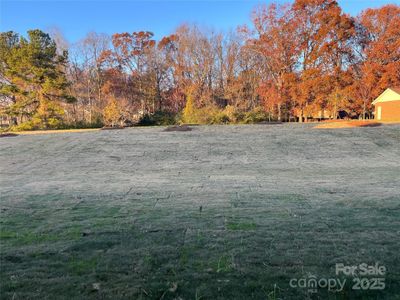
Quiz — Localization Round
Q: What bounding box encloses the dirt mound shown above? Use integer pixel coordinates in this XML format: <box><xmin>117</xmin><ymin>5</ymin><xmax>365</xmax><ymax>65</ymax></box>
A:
<box><xmin>101</xmin><ymin>126</ymin><xmax>124</xmax><ymax>130</ymax></box>
<box><xmin>163</xmin><ymin>125</ymin><xmax>192</xmax><ymax>132</ymax></box>
<box><xmin>314</xmin><ymin>120</ymin><xmax>382</xmax><ymax>129</ymax></box>
<box><xmin>0</xmin><ymin>133</ymin><xmax>18</xmax><ymax>138</ymax></box>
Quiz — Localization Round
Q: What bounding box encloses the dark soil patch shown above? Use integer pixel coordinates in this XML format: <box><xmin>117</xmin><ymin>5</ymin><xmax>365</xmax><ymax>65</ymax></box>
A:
<box><xmin>359</xmin><ymin>122</ymin><xmax>382</xmax><ymax>127</ymax></box>
<box><xmin>0</xmin><ymin>133</ymin><xmax>18</xmax><ymax>138</ymax></box>
<box><xmin>180</xmin><ymin>123</ymin><xmax>200</xmax><ymax>126</ymax></box>
<box><xmin>163</xmin><ymin>125</ymin><xmax>192</xmax><ymax>132</ymax></box>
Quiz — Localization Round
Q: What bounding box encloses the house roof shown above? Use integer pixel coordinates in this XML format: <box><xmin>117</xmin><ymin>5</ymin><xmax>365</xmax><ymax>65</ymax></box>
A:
<box><xmin>372</xmin><ymin>87</ymin><xmax>400</xmax><ymax>105</ymax></box>
<box><xmin>390</xmin><ymin>87</ymin><xmax>400</xmax><ymax>94</ymax></box>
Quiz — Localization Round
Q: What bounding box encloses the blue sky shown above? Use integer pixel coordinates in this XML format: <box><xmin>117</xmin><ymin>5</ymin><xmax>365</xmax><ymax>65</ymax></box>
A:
<box><xmin>1</xmin><ymin>0</ymin><xmax>398</xmax><ymax>43</ymax></box>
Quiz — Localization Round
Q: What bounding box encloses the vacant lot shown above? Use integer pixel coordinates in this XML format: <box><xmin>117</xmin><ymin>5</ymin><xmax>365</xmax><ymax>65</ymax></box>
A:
<box><xmin>1</xmin><ymin>124</ymin><xmax>399</xmax><ymax>299</ymax></box>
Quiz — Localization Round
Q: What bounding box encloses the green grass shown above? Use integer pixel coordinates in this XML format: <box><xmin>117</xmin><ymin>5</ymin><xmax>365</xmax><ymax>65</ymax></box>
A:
<box><xmin>68</xmin><ymin>257</ymin><xmax>98</xmax><ymax>275</ymax></box>
<box><xmin>226</xmin><ymin>221</ymin><xmax>257</xmax><ymax>231</ymax></box>
<box><xmin>2</xmin><ymin>191</ymin><xmax>397</xmax><ymax>299</ymax></box>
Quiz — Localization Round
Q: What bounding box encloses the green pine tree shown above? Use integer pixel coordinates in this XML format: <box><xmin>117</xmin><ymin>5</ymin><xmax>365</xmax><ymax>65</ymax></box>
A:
<box><xmin>0</xmin><ymin>29</ymin><xmax>75</xmax><ymax>130</ymax></box>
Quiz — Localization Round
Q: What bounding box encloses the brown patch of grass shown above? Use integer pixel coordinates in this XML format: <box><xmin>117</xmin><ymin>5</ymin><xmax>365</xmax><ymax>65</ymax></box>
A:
<box><xmin>314</xmin><ymin>120</ymin><xmax>382</xmax><ymax>129</ymax></box>
<box><xmin>16</xmin><ymin>128</ymin><xmax>100</xmax><ymax>135</ymax></box>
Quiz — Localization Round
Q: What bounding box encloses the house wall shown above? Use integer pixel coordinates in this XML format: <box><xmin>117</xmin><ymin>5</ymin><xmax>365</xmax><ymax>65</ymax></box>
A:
<box><xmin>374</xmin><ymin>100</ymin><xmax>400</xmax><ymax>121</ymax></box>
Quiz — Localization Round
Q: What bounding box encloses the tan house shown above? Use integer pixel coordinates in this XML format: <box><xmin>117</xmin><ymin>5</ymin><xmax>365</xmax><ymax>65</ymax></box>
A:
<box><xmin>372</xmin><ymin>88</ymin><xmax>400</xmax><ymax>122</ymax></box>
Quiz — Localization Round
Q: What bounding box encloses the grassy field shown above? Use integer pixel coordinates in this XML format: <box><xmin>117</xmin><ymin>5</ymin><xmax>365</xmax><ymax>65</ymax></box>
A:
<box><xmin>1</xmin><ymin>124</ymin><xmax>399</xmax><ymax>299</ymax></box>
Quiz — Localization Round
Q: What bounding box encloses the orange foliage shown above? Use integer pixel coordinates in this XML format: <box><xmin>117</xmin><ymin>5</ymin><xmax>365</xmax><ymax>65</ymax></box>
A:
<box><xmin>63</xmin><ymin>2</ymin><xmax>399</xmax><ymax>125</ymax></box>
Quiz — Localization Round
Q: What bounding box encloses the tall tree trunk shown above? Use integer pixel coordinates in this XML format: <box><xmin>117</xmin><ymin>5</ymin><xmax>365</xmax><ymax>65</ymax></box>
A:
<box><xmin>362</xmin><ymin>100</ymin><xmax>366</xmax><ymax>120</ymax></box>
<box><xmin>299</xmin><ymin>108</ymin><xmax>303</xmax><ymax>123</ymax></box>
<box><xmin>277</xmin><ymin>103</ymin><xmax>281</xmax><ymax>121</ymax></box>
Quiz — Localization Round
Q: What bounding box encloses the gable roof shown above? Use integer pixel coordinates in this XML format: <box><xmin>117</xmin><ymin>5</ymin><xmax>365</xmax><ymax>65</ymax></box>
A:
<box><xmin>390</xmin><ymin>87</ymin><xmax>400</xmax><ymax>94</ymax></box>
<box><xmin>372</xmin><ymin>88</ymin><xmax>400</xmax><ymax>105</ymax></box>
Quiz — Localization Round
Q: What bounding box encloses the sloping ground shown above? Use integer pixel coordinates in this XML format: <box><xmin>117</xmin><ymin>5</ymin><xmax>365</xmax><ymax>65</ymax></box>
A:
<box><xmin>1</xmin><ymin>124</ymin><xmax>399</xmax><ymax>299</ymax></box>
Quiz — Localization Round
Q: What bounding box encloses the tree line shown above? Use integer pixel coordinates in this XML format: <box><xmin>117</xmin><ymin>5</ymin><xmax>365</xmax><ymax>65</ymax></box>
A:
<box><xmin>0</xmin><ymin>0</ymin><xmax>399</xmax><ymax>130</ymax></box>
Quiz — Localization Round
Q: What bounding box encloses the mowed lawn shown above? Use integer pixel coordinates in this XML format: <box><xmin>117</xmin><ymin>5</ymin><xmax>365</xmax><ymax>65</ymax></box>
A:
<box><xmin>1</xmin><ymin>124</ymin><xmax>399</xmax><ymax>299</ymax></box>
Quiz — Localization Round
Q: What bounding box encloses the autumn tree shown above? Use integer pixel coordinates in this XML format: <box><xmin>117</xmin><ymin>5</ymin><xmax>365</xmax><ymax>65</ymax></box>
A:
<box><xmin>103</xmin><ymin>97</ymin><xmax>121</xmax><ymax>127</ymax></box>
<box><xmin>292</xmin><ymin>0</ymin><xmax>353</xmax><ymax>121</ymax></box>
<box><xmin>157</xmin><ymin>34</ymin><xmax>184</xmax><ymax>112</ymax></box>
<box><xmin>171</xmin><ymin>25</ymin><xmax>227</xmax><ymax>111</ymax></box>
<box><xmin>99</xmin><ymin>31</ymin><xmax>156</xmax><ymax>115</ymax></box>
<box><xmin>182</xmin><ymin>91</ymin><xmax>197</xmax><ymax>124</ymax></box>
<box><xmin>145</xmin><ymin>38</ymin><xmax>176</xmax><ymax>112</ymax></box>
<box><xmin>250</xmin><ymin>3</ymin><xmax>298</xmax><ymax>120</ymax></box>
<box><xmin>349</xmin><ymin>4</ymin><xmax>400</xmax><ymax>118</ymax></box>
